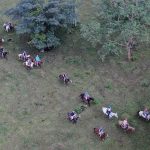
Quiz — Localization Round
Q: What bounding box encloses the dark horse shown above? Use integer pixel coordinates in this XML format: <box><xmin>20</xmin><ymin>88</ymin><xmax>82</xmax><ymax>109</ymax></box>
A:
<box><xmin>0</xmin><ymin>51</ymin><xmax>8</xmax><ymax>59</ymax></box>
<box><xmin>67</xmin><ymin>112</ymin><xmax>79</xmax><ymax>124</ymax></box>
<box><xmin>59</xmin><ymin>74</ymin><xmax>72</xmax><ymax>85</ymax></box>
<box><xmin>80</xmin><ymin>93</ymin><xmax>94</xmax><ymax>106</ymax></box>
<box><xmin>94</xmin><ymin>128</ymin><xmax>108</xmax><ymax>141</ymax></box>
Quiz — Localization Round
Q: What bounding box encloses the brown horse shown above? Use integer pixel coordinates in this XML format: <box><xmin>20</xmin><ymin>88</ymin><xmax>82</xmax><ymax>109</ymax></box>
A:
<box><xmin>94</xmin><ymin>128</ymin><xmax>108</xmax><ymax>141</ymax></box>
<box><xmin>118</xmin><ymin>120</ymin><xmax>135</xmax><ymax>133</ymax></box>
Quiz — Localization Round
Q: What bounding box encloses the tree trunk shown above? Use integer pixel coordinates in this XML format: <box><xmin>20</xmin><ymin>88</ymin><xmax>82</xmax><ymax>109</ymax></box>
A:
<box><xmin>126</xmin><ymin>37</ymin><xmax>134</xmax><ymax>61</ymax></box>
<box><xmin>127</xmin><ymin>47</ymin><xmax>132</xmax><ymax>61</ymax></box>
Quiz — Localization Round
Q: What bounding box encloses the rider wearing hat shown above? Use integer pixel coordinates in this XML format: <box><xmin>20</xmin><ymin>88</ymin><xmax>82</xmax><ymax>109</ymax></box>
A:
<box><xmin>106</xmin><ymin>106</ymin><xmax>112</xmax><ymax>117</ymax></box>
<box><xmin>143</xmin><ymin>108</ymin><xmax>149</xmax><ymax>119</ymax></box>
<box><xmin>84</xmin><ymin>91</ymin><xmax>90</xmax><ymax>100</ymax></box>
<box><xmin>121</xmin><ymin>118</ymin><xmax>129</xmax><ymax>130</ymax></box>
<box><xmin>99</xmin><ymin>128</ymin><xmax>105</xmax><ymax>137</ymax></box>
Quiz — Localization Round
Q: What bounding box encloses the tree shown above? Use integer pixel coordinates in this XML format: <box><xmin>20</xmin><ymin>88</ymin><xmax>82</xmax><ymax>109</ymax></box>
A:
<box><xmin>80</xmin><ymin>0</ymin><xmax>150</xmax><ymax>61</ymax></box>
<box><xmin>7</xmin><ymin>0</ymin><xmax>78</xmax><ymax>50</ymax></box>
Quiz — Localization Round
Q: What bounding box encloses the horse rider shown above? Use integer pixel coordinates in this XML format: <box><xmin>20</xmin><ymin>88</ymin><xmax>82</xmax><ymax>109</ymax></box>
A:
<box><xmin>121</xmin><ymin>118</ymin><xmax>129</xmax><ymax>130</ymax></box>
<box><xmin>84</xmin><ymin>91</ymin><xmax>90</xmax><ymax>100</ymax></box>
<box><xmin>0</xmin><ymin>46</ymin><xmax>4</xmax><ymax>57</ymax></box>
<box><xmin>26</xmin><ymin>58</ymin><xmax>32</xmax><ymax>67</ymax></box>
<box><xmin>106</xmin><ymin>106</ymin><xmax>112</xmax><ymax>117</ymax></box>
<box><xmin>70</xmin><ymin>111</ymin><xmax>77</xmax><ymax>120</ymax></box>
<box><xmin>98</xmin><ymin>128</ymin><xmax>105</xmax><ymax>137</ymax></box>
<box><xmin>0</xmin><ymin>46</ymin><xmax>4</xmax><ymax>53</ymax></box>
<box><xmin>143</xmin><ymin>108</ymin><xmax>149</xmax><ymax>119</ymax></box>
<box><xmin>22</xmin><ymin>51</ymin><xmax>27</xmax><ymax>60</ymax></box>
<box><xmin>62</xmin><ymin>73</ymin><xmax>68</xmax><ymax>80</ymax></box>
<box><xmin>35</xmin><ymin>55</ymin><xmax>41</xmax><ymax>66</ymax></box>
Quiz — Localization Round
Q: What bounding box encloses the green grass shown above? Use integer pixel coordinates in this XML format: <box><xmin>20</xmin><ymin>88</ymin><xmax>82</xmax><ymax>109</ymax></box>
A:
<box><xmin>0</xmin><ymin>0</ymin><xmax>150</xmax><ymax>150</ymax></box>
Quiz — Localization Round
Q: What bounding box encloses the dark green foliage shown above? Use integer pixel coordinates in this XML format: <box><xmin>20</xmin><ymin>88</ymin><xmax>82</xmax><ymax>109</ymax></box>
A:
<box><xmin>7</xmin><ymin>0</ymin><xmax>78</xmax><ymax>50</ymax></box>
<box><xmin>81</xmin><ymin>0</ymin><xmax>150</xmax><ymax>61</ymax></box>
<box><xmin>140</xmin><ymin>79</ymin><xmax>150</xmax><ymax>87</ymax></box>
<box><xmin>92</xmin><ymin>99</ymin><xmax>101</xmax><ymax>105</ymax></box>
<box><xmin>74</xmin><ymin>105</ymin><xmax>87</xmax><ymax>114</ymax></box>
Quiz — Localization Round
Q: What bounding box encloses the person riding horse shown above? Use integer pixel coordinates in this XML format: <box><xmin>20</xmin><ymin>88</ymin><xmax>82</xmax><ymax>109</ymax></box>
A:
<box><xmin>143</xmin><ymin>108</ymin><xmax>150</xmax><ymax>119</ymax></box>
<box><xmin>98</xmin><ymin>128</ymin><xmax>105</xmax><ymax>137</ymax></box>
<box><xmin>80</xmin><ymin>92</ymin><xmax>94</xmax><ymax>106</ymax></box>
<box><xmin>25</xmin><ymin>58</ymin><xmax>34</xmax><ymax>69</ymax></box>
<box><xmin>84</xmin><ymin>91</ymin><xmax>90</xmax><ymax>100</ymax></box>
<box><xmin>63</xmin><ymin>73</ymin><xmax>69</xmax><ymax>80</ymax></box>
<box><xmin>3</xmin><ymin>22</ymin><xmax>14</xmax><ymax>32</ymax></box>
<box><xmin>121</xmin><ymin>118</ymin><xmax>129</xmax><ymax>130</ymax></box>
<box><xmin>59</xmin><ymin>73</ymin><xmax>72</xmax><ymax>85</ymax></box>
<box><xmin>68</xmin><ymin>111</ymin><xmax>79</xmax><ymax>123</ymax></box>
<box><xmin>94</xmin><ymin>127</ymin><xmax>107</xmax><ymax>141</ymax></box>
<box><xmin>0</xmin><ymin>46</ymin><xmax>4</xmax><ymax>54</ymax></box>
<box><xmin>0</xmin><ymin>47</ymin><xmax>8</xmax><ymax>59</ymax></box>
<box><xmin>106</xmin><ymin>106</ymin><xmax>112</xmax><ymax>118</ymax></box>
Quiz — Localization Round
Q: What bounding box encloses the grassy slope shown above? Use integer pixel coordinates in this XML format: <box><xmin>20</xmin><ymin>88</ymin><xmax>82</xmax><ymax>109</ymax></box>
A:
<box><xmin>0</xmin><ymin>0</ymin><xmax>150</xmax><ymax>150</ymax></box>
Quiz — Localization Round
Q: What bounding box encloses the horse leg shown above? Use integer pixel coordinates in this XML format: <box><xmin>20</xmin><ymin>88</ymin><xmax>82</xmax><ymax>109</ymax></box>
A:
<box><xmin>88</xmin><ymin>100</ymin><xmax>90</xmax><ymax>106</ymax></box>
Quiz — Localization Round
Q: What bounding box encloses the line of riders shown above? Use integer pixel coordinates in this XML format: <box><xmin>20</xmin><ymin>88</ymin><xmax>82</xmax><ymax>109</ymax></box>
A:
<box><xmin>2</xmin><ymin>21</ymin><xmax>150</xmax><ymax>141</ymax></box>
<box><xmin>66</xmin><ymin>91</ymin><xmax>150</xmax><ymax>141</ymax></box>
<box><xmin>18</xmin><ymin>51</ymin><xmax>43</xmax><ymax>69</ymax></box>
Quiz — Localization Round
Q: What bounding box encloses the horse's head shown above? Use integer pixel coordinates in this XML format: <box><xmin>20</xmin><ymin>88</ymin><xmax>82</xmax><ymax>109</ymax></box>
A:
<box><xmin>114</xmin><ymin>113</ymin><xmax>118</xmax><ymax>118</ymax></box>
<box><xmin>0</xmin><ymin>38</ymin><xmax>4</xmax><ymax>43</ymax></box>
<box><xmin>3</xmin><ymin>23</ymin><xmax>7</xmax><ymax>27</ymax></box>
<box><xmin>89</xmin><ymin>97</ymin><xmax>94</xmax><ymax>101</ymax></box>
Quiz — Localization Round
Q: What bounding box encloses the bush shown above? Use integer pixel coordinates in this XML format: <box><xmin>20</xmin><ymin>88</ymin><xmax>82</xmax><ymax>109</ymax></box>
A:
<box><xmin>140</xmin><ymin>79</ymin><xmax>150</xmax><ymax>87</ymax></box>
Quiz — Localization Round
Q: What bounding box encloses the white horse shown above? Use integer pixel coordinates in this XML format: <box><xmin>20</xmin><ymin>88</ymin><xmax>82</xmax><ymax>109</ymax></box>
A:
<box><xmin>3</xmin><ymin>23</ymin><xmax>14</xmax><ymax>32</ymax></box>
<box><xmin>0</xmin><ymin>38</ymin><xmax>4</xmax><ymax>43</ymax></box>
<box><xmin>18</xmin><ymin>53</ymin><xmax>30</xmax><ymax>61</ymax></box>
<box><xmin>23</xmin><ymin>60</ymin><xmax>34</xmax><ymax>69</ymax></box>
<box><xmin>138</xmin><ymin>111</ymin><xmax>150</xmax><ymax>121</ymax></box>
<box><xmin>102</xmin><ymin>107</ymin><xmax>118</xmax><ymax>119</ymax></box>
<box><xmin>3</xmin><ymin>23</ymin><xmax>10</xmax><ymax>32</ymax></box>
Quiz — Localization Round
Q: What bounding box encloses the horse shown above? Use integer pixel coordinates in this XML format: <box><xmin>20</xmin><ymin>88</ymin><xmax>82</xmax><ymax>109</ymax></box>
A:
<box><xmin>118</xmin><ymin>120</ymin><xmax>135</xmax><ymax>133</ymax></box>
<box><xmin>94</xmin><ymin>128</ymin><xmax>108</xmax><ymax>141</ymax></box>
<box><xmin>138</xmin><ymin>111</ymin><xmax>150</xmax><ymax>121</ymax></box>
<box><xmin>80</xmin><ymin>93</ymin><xmax>94</xmax><ymax>106</ymax></box>
<box><xmin>3</xmin><ymin>22</ymin><xmax>15</xmax><ymax>32</ymax></box>
<box><xmin>0</xmin><ymin>51</ymin><xmax>8</xmax><ymax>59</ymax></box>
<box><xmin>0</xmin><ymin>38</ymin><xmax>4</xmax><ymax>44</ymax></box>
<box><xmin>23</xmin><ymin>59</ymin><xmax>34</xmax><ymax>70</ymax></box>
<box><xmin>102</xmin><ymin>107</ymin><xmax>118</xmax><ymax>119</ymax></box>
<box><xmin>67</xmin><ymin>112</ymin><xmax>80</xmax><ymax>123</ymax></box>
<box><xmin>59</xmin><ymin>74</ymin><xmax>72</xmax><ymax>85</ymax></box>
<box><xmin>18</xmin><ymin>53</ymin><xmax>30</xmax><ymax>61</ymax></box>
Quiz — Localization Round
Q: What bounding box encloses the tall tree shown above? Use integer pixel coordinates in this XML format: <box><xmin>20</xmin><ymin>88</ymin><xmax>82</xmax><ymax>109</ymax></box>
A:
<box><xmin>81</xmin><ymin>0</ymin><xmax>150</xmax><ymax>61</ymax></box>
<box><xmin>7</xmin><ymin>0</ymin><xmax>77</xmax><ymax>50</ymax></box>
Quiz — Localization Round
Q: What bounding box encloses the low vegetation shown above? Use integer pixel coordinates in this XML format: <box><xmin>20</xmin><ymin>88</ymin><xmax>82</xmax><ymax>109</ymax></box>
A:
<box><xmin>0</xmin><ymin>0</ymin><xmax>149</xmax><ymax>150</ymax></box>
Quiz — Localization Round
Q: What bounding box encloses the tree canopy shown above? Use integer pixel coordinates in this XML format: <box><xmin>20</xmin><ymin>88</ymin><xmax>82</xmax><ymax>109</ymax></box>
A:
<box><xmin>81</xmin><ymin>0</ymin><xmax>150</xmax><ymax>61</ymax></box>
<box><xmin>7</xmin><ymin>0</ymin><xmax>77</xmax><ymax>50</ymax></box>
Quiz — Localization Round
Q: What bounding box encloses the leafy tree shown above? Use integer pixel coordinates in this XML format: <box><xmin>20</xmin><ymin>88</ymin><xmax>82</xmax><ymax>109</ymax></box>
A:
<box><xmin>81</xmin><ymin>0</ymin><xmax>150</xmax><ymax>61</ymax></box>
<box><xmin>7</xmin><ymin>0</ymin><xmax>77</xmax><ymax>50</ymax></box>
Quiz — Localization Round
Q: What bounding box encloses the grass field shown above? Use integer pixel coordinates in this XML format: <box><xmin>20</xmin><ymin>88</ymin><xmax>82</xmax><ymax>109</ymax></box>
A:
<box><xmin>0</xmin><ymin>0</ymin><xmax>150</xmax><ymax>150</ymax></box>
